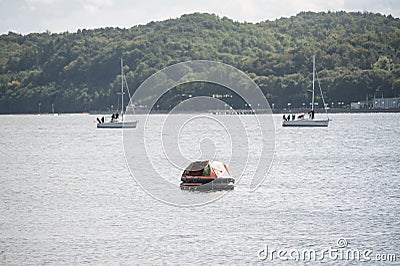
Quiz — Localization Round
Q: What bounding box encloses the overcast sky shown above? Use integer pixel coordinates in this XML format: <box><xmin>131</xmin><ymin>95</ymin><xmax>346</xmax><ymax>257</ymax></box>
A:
<box><xmin>1</xmin><ymin>0</ymin><xmax>399</xmax><ymax>34</ymax></box>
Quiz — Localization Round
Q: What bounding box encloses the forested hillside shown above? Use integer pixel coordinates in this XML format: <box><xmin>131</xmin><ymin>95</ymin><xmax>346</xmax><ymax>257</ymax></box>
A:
<box><xmin>1</xmin><ymin>11</ymin><xmax>399</xmax><ymax>113</ymax></box>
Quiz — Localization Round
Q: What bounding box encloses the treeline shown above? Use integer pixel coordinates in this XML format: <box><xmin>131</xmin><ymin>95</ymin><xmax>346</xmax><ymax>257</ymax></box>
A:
<box><xmin>1</xmin><ymin>11</ymin><xmax>400</xmax><ymax>113</ymax></box>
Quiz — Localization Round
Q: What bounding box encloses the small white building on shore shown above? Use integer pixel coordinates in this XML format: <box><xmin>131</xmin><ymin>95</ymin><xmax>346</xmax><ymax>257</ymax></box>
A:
<box><xmin>351</xmin><ymin>97</ymin><xmax>400</xmax><ymax>109</ymax></box>
<box><xmin>372</xmin><ymin>97</ymin><xmax>400</xmax><ymax>109</ymax></box>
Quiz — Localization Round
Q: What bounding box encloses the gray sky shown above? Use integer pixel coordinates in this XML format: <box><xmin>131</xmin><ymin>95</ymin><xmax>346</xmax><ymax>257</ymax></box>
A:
<box><xmin>1</xmin><ymin>0</ymin><xmax>399</xmax><ymax>34</ymax></box>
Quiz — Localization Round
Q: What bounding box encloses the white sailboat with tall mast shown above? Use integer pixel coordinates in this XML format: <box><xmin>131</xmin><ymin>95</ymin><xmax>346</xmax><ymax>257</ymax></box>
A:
<box><xmin>282</xmin><ymin>55</ymin><xmax>329</xmax><ymax>127</ymax></box>
<box><xmin>97</xmin><ymin>59</ymin><xmax>138</xmax><ymax>128</ymax></box>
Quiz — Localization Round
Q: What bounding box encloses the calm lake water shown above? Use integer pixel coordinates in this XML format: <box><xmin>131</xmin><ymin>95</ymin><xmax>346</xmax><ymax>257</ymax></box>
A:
<box><xmin>0</xmin><ymin>113</ymin><xmax>399</xmax><ymax>264</ymax></box>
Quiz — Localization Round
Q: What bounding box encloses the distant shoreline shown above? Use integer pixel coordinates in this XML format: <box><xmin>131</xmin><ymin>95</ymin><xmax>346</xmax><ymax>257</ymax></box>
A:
<box><xmin>1</xmin><ymin>108</ymin><xmax>400</xmax><ymax>115</ymax></box>
<box><xmin>272</xmin><ymin>108</ymin><xmax>400</xmax><ymax>114</ymax></box>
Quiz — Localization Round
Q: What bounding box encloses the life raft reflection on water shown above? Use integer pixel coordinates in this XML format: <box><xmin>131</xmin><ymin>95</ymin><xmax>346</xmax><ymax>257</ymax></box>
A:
<box><xmin>180</xmin><ymin>160</ymin><xmax>235</xmax><ymax>191</ymax></box>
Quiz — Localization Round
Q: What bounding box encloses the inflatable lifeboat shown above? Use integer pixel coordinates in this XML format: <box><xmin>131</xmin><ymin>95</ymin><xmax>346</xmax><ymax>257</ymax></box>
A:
<box><xmin>180</xmin><ymin>160</ymin><xmax>235</xmax><ymax>191</ymax></box>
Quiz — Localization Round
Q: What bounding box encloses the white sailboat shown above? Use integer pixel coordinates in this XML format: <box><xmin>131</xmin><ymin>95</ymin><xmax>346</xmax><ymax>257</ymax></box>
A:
<box><xmin>97</xmin><ymin>59</ymin><xmax>138</xmax><ymax>129</ymax></box>
<box><xmin>282</xmin><ymin>55</ymin><xmax>329</xmax><ymax>127</ymax></box>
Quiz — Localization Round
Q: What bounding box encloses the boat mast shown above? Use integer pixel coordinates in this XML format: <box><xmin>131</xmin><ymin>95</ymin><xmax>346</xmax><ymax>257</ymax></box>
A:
<box><xmin>120</xmin><ymin>58</ymin><xmax>124</xmax><ymax>118</ymax></box>
<box><xmin>312</xmin><ymin>55</ymin><xmax>315</xmax><ymax>113</ymax></box>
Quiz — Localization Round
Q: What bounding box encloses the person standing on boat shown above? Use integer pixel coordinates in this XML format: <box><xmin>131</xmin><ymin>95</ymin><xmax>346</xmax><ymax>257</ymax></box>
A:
<box><xmin>308</xmin><ymin>110</ymin><xmax>315</xmax><ymax>119</ymax></box>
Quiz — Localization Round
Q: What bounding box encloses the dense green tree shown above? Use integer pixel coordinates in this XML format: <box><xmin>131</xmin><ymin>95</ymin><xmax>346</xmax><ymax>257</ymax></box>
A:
<box><xmin>0</xmin><ymin>11</ymin><xmax>399</xmax><ymax>113</ymax></box>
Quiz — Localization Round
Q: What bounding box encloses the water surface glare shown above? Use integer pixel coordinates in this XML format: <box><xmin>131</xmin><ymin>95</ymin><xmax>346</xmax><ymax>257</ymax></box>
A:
<box><xmin>0</xmin><ymin>113</ymin><xmax>399</xmax><ymax>264</ymax></box>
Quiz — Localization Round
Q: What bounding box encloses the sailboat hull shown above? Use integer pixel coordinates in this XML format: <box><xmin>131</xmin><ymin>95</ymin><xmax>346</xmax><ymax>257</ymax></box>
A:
<box><xmin>97</xmin><ymin>121</ymin><xmax>138</xmax><ymax>128</ymax></box>
<box><xmin>282</xmin><ymin>119</ymin><xmax>329</xmax><ymax>127</ymax></box>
